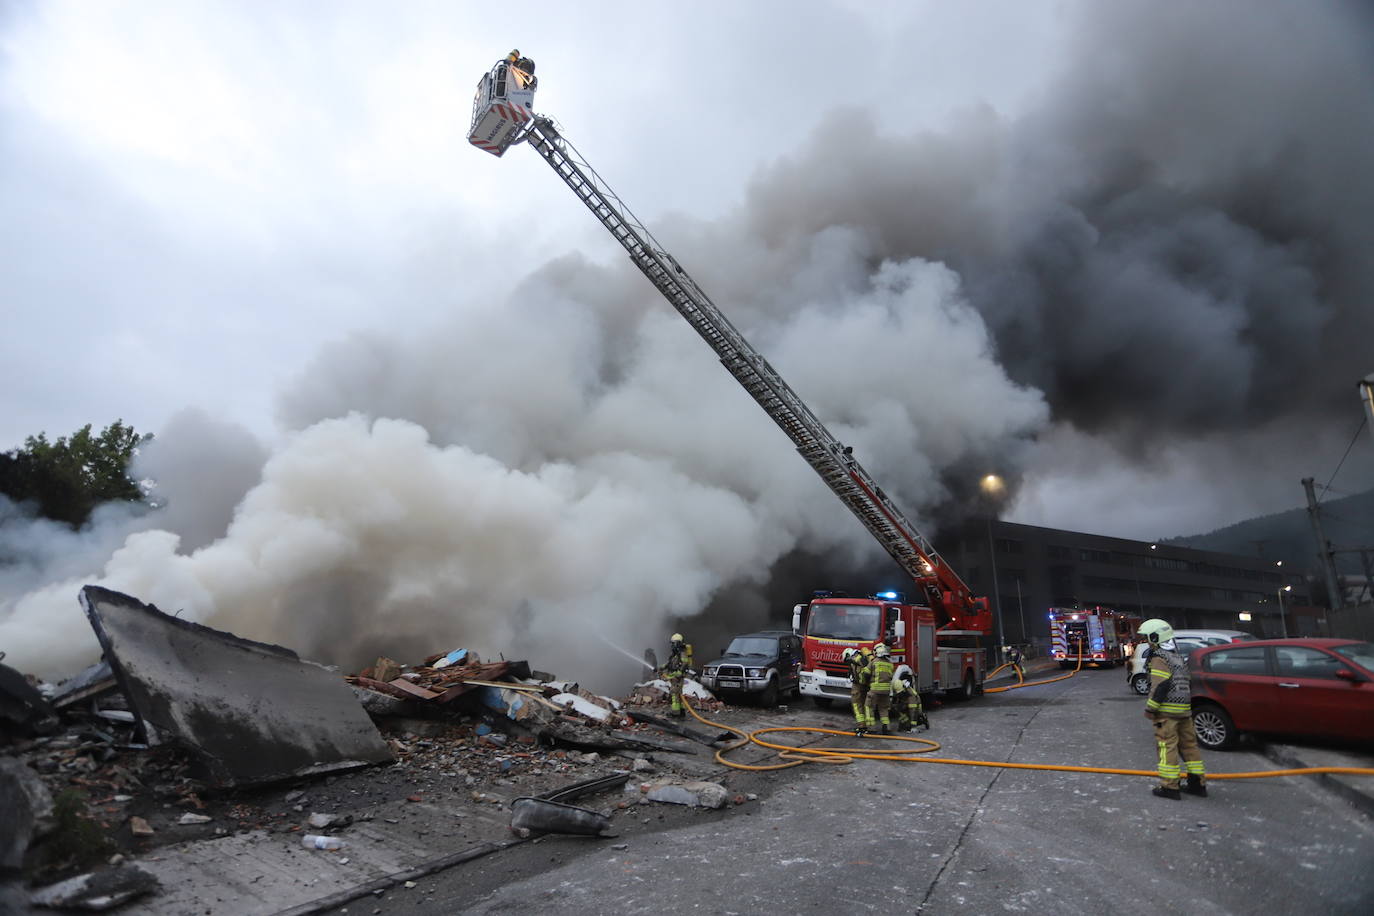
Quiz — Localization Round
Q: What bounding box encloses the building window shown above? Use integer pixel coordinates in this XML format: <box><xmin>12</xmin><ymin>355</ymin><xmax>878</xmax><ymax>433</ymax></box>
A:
<box><xmin>996</xmin><ymin>538</ymin><xmax>1023</xmax><ymax>555</ymax></box>
<box><xmin>1047</xmin><ymin>545</ymin><xmax>1071</xmax><ymax>560</ymax></box>
<box><xmin>1079</xmin><ymin>549</ymin><xmax>1110</xmax><ymax>564</ymax></box>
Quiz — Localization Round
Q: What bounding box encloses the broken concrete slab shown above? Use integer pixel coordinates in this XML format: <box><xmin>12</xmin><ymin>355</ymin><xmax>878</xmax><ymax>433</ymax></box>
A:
<box><xmin>639</xmin><ymin>779</ymin><xmax>729</xmax><ymax>809</ymax></box>
<box><xmin>79</xmin><ymin>586</ymin><xmax>393</xmax><ymax>788</ymax></box>
<box><xmin>0</xmin><ymin>659</ymin><xmax>58</xmax><ymax>737</ymax></box>
<box><xmin>29</xmin><ymin>865</ymin><xmax>159</xmax><ymax>911</ymax></box>
<box><xmin>0</xmin><ymin>757</ymin><xmax>55</xmax><ymax>871</ymax></box>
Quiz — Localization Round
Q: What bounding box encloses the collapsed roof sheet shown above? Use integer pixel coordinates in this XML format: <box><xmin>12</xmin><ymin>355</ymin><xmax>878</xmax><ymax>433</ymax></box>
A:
<box><xmin>79</xmin><ymin>586</ymin><xmax>393</xmax><ymax>787</ymax></box>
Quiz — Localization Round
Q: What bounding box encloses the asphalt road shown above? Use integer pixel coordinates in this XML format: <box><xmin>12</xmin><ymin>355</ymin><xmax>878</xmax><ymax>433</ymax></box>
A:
<box><xmin>332</xmin><ymin>667</ymin><xmax>1374</xmax><ymax>915</ymax></box>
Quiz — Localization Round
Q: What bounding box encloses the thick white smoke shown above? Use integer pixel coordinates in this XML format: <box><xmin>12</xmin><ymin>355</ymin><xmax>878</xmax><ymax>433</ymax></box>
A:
<box><xmin>2</xmin><ymin>250</ymin><xmax>1042</xmax><ymax>683</ymax></box>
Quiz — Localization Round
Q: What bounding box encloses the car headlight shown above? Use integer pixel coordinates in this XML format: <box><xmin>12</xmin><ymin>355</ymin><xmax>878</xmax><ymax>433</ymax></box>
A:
<box><xmin>747</xmin><ymin>668</ymin><xmax>764</xmax><ymax>678</ymax></box>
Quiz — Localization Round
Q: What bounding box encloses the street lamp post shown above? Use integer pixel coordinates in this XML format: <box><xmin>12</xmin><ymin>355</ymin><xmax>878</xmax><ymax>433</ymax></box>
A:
<box><xmin>980</xmin><ymin>474</ymin><xmax>1006</xmax><ymax>662</ymax></box>
<box><xmin>1277</xmin><ymin>584</ymin><xmax>1292</xmax><ymax>638</ymax></box>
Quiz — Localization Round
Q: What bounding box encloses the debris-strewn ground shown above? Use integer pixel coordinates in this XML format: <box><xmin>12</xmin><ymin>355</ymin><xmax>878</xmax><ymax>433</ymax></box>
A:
<box><xmin>2</xmin><ymin>620</ymin><xmax>743</xmax><ymax>914</ymax></box>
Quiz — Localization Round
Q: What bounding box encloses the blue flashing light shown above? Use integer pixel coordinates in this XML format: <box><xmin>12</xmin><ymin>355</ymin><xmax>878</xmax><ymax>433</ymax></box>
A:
<box><xmin>877</xmin><ymin>591</ymin><xmax>898</xmax><ymax>600</ymax></box>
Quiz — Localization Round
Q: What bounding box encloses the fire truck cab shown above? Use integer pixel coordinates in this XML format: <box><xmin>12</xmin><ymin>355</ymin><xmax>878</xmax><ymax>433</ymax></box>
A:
<box><xmin>795</xmin><ymin>591</ymin><xmax>985</xmax><ymax>704</ymax></box>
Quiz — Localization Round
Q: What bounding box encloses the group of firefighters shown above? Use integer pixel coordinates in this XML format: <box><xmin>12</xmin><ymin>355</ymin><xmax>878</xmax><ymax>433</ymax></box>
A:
<box><xmin>658</xmin><ymin>615</ymin><xmax>1205</xmax><ymax>800</ymax></box>
<box><xmin>842</xmin><ymin>643</ymin><xmax>930</xmax><ymax>737</ymax></box>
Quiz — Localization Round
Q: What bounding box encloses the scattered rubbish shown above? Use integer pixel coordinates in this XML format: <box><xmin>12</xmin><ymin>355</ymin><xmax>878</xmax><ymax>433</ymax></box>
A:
<box><xmin>79</xmin><ymin>586</ymin><xmax>394</xmax><ymax>787</ymax></box>
<box><xmin>49</xmin><ymin>661</ymin><xmax>117</xmax><ymax>711</ymax></box>
<box><xmin>431</xmin><ymin>648</ymin><xmax>471</xmax><ymax>669</ymax></box>
<box><xmin>301</xmin><ymin>834</ymin><xmax>346</xmax><ymax>851</ymax></box>
<box><xmin>611</xmin><ymin>843</ymin><xmax>629</xmax><ymax>850</ymax></box>
<box><xmin>403</xmin><ymin>880</ymin><xmax>417</xmax><ymax>889</ymax></box>
<box><xmin>177</xmin><ymin>812</ymin><xmax>212</xmax><ymax>825</ymax></box>
<box><xmin>632</xmin><ymin>758</ymin><xmax>654</xmax><ymax>773</ymax></box>
<box><xmin>307</xmin><ymin>812</ymin><xmax>351</xmax><ymax>829</ymax></box>
<box><xmin>29</xmin><ymin>865</ymin><xmax>159</xmax><ymax>911</ymax></box>
<box><xmin>509</xmin><ymin>796</ymin><xmax>614</xmax><ymax>837</ymax></box>
<box><xmin>129</xmin><ymin>816</ymin><xmax>154</xmax><ymax>837</ymax></box>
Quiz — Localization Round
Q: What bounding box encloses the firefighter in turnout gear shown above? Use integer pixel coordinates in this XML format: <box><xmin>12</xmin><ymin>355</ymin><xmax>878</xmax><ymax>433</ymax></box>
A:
<box><xmin>843</xmin><ymin>647</ymin><xmax>871</xmax><ymax>736</ymax></box>
<box><xmin>890</xmin><ymin>664</ymin><xmax>929</xmax><ymax>731</ymax></box>
<box><xmin>661</xmin><ymin>633</ymin><xmax>693</xmax><ymax>718</ymax></box>
<box><xmin>1139</xmin><ymin>619</ymin><xmax>1207</xmax><ymax>800</ymax></box>
<box><xmin>864</xmin><ymin>644</ymin><xmax>896</xmax><ymax>735</ymax></box>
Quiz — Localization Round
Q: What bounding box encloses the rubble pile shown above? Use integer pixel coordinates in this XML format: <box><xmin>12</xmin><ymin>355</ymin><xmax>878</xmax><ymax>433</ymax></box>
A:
<box><xmin>2</xmin><ymin>587</ymin><xmax>733</xmax><ymax>911</ymax></box>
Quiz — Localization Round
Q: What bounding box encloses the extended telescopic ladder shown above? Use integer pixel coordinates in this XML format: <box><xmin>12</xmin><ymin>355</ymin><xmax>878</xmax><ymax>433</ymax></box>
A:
<box><xmin>517</xmin><ymin>117</ymin><xmax>983</xmax><ymax>627</ymax></box>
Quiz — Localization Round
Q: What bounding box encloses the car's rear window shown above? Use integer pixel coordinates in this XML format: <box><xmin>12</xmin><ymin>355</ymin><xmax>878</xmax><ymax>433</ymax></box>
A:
<box><xmin>1332</xmin><ymin>642</ymin><xmax>1374</xmax><ymax>671</ymax></box>
<box><xmin>1203</xmin><ymin>646</ymin><xmax>1269</xmax><ymax>675</ymax></box>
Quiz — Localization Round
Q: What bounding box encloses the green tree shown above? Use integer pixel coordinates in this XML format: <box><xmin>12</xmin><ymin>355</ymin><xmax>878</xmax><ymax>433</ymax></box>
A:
<box><xmin>0</xmin><ymin>420</ymin><xmax>152</xmax><ymax>527</ymax></box>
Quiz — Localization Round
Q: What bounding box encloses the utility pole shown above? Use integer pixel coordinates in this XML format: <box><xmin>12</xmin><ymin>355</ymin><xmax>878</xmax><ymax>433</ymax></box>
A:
<box><xmin>1302</xmin><ymin>477</ymin><xmax>1344</xmax><ymax>611</ymax></box>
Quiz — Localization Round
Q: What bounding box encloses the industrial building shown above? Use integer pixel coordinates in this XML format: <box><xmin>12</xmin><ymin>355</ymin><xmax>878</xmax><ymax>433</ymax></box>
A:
<box><xmin>944</xmin><ymin>520</ymin><xmax>1319</xmax><ymax>650</ymax></box>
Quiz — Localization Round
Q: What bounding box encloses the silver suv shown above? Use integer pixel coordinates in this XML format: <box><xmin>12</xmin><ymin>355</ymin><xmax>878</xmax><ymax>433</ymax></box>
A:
<box><xmin>1127</xmin><ymin>629</ymin><xmax>1257</xmax><ymax>695</ymax></box>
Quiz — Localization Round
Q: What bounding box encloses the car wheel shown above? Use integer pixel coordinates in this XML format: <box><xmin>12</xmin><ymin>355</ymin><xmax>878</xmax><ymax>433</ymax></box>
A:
<box><xmin>813</xmin><ymin>696</ymin><xmax>833</xmax><ymax>708</ymax></box>
<box><xmin>759</xmin><ymin>679</ymin><xmax>779</xmax><ymax>707</ymax></box>
<box><xmin>1193</xmin><ymin>703</ymin><xmax>1237</xmax><ymax>750</ymax></box>
<box><xmin>1130</xmin><ymin>673</ymin><xmax>1149</xmax><ymax>696</ymax></box>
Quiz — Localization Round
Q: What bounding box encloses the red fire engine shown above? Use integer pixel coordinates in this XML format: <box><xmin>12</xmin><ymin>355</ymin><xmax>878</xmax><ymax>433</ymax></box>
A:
<box><xmin>1048</xmin><ymin>607</ymin><xmax>1141</xmax><ymax>668</ymax></box>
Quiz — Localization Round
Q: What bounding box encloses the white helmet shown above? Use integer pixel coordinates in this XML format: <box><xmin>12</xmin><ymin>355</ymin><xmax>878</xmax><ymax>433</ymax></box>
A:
<box><xmin>874</xmin><ymin>644</ymin><xmax>890</xmax><ymax>658</ymax></box>
<box><xmin>841</xmin><ymin>648</ymin><xmax>857</xmax><ymax>662</ymax></box>
<box><xmin>1138</xmin><ymin>619</ymin><xmax>1174</xmax><ymax>645</ymax></box>
<box><xmin>894</xmin><ymin>664</ymin><xmax>914</xmax><ymax>685</ymax></box>
<box><xmin>670</xmin><ymin>633</ymin><xmax>684</xmax><ymax>645</ymax></box>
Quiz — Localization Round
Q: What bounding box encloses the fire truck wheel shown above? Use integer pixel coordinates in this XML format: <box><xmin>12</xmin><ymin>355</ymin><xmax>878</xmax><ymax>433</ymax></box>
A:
<box><xmin>953</xmin><ymin>669</ymin><xmax>976</xmax><ymax>700</ymax></box>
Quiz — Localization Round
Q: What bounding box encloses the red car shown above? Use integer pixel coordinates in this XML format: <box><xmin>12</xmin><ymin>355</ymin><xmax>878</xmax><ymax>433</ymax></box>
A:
<box><xmin>1189</xmin><ymin>638</ymin><xmax>1374</xmax><ymax>750</ymax></box>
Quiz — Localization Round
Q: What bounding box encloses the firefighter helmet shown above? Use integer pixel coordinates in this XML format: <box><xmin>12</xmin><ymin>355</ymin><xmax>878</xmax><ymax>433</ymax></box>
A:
<box><xmin>670</xmin><ymin>633</ymin><xmax>684</xmax><ymax>645</ymax></box>
<box><xmin>1138</xmin><ymin>619</ymin><xmax>1174</xmax><ymax>645</ymax></box>
<box><xmin>894</xmin><ymin>664</ymin><xmax>914</xmax><ymax>685</ymax></box>
<box><xmin>874</xmin><ymin>644</ymin><xmax>890</xmax><ymax>658</ymax></box>
<box><xmin>841</xmin><ymin>648</ymin><xmax>857</xmax><ymax>662</ymax></box>
<box><xmin>507</xmin><ymin>48</ymin><xmax>520</xmax><ymax>62</ymax></box>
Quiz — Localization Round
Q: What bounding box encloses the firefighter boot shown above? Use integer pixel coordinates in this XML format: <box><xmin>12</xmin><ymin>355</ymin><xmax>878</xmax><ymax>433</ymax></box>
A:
<box><xmin>854</xmin><ymin>725</ymin><xmax>867</xmax><ymax>738</ymax></box>
<box><xmin>1184</xmin><ymin>775</ymin><xmax>1208</xmax><ymax>798</ymax></box>
<box><xmin>1152</xmin><ymin>786</ymin><xmax>1182</xmax><ymax>801</ymax></box>
<box><xmin>881</xmin><ymin>723</ymin><xmax>890</xmax><ymax>736</ymax></box>
<box><xmin>917</xmin><ymin>714</ymin><xmax>930</xmax><ymax>731</ymax></box>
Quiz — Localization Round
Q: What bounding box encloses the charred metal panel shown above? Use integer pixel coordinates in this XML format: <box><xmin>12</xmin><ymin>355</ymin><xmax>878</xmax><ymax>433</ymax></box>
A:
<box><xmin>79</xmin><ymin>586</ymin><xmax>393</xmax><ymax>787</ymax></box>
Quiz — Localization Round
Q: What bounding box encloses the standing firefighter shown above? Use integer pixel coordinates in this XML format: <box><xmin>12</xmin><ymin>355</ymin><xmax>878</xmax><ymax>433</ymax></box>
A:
<box><xmin>864</xmin><ymin>644</ymin><xmax>895</xmax><ymax>735</ymax></box>
<box><xmin>661</xmin><ymin>633</ymin><xmax>694</xmax><ymax>718</ymax></box>
<box><xmin>843</xmin><ymin>648</ymin><xmax>871</xmax><ymax>737</ymax></box>
<box><xmin>891</xmin><ymin>664</ymin><xmax>929</xmax><ymax>732</ymax></box>
<box><xmin>1139</xmin><ymin>619</ymin><xmax>1207</xmax><ymax>800</ymax></box>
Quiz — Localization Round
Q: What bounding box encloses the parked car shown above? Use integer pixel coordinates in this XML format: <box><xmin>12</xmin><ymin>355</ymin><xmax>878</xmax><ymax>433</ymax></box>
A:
<box><xmin>1189</xmin><ymin>638</ymin><xmax>1374</xmax><ymax>749</ymax></box>
<box><xmin>698</xmin><ymin>630</ymin><xmax>802</xmax><ymax>706</ymax></box>
<box><xmin>1127</xmin><ymin>629</ymin><xmax>1256</xmax><ymax>695</ymax></box>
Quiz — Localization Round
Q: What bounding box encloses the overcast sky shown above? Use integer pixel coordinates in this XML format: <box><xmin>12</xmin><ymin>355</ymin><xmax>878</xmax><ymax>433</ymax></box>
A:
<box><xmin>2</xmin><ymin>0</ymin><xmax>1372</xmax><ymax>680</ymax></box>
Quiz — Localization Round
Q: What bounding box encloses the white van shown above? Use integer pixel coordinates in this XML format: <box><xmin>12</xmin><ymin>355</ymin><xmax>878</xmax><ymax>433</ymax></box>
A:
<box><xmin>1126</xmin><ymin>629</ymin><xmax>1256</xmax><ymax>695</ymax></box>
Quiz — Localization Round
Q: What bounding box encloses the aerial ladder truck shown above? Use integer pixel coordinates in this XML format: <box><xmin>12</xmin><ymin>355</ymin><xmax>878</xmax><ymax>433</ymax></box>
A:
<box><xmin>467</xmin><ymin>56</ymin><xmax>993</xmax><ymax>702</ymax></box>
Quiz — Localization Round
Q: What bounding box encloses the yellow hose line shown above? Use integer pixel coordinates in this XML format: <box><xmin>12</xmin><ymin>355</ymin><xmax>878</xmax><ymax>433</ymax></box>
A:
<box><xmin>986</xmin><ymin>650</ymin><xmax>1082</xmax><ymax>693</ymax></box>
<box><xmin>681</xmin><ymin>679</ymin><xmax>1374</xmax><ymax>780</ymax></box>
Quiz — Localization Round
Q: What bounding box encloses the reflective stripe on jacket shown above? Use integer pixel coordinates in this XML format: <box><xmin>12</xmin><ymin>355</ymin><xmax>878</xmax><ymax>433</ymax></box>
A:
<box><xmin>1146</xmin><ymin>646</ymin><xmax>1192</xmax><ymax>716</ymax></box>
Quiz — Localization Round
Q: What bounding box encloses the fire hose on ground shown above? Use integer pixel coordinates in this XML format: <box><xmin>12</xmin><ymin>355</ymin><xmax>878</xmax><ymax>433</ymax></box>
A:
<box><xmin>678</xmin><ymin>644</ymin><xmax>1374</xmax><ymax>781</ymax></box>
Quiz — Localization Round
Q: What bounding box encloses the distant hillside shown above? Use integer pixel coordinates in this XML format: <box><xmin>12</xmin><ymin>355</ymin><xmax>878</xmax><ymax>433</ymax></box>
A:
<box><xmin>1164</xmin><ymin>487</ymin><xmax>1374</xmax><ymax>574</ymax></box>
